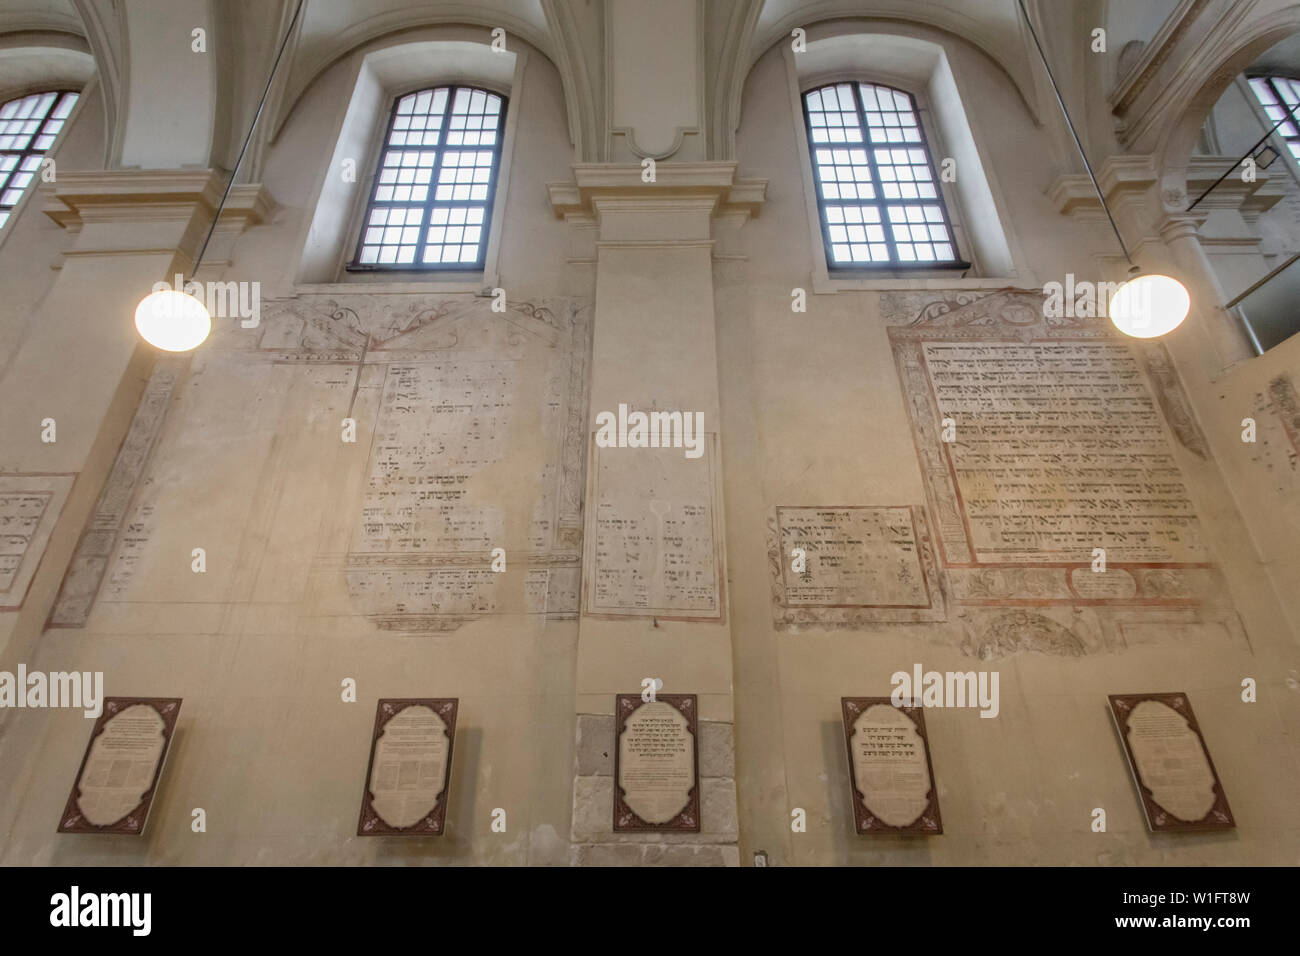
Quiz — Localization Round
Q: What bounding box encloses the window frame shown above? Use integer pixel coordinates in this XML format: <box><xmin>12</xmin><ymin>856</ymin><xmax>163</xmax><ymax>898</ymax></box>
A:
<box><xmin>346</xmin><ymin>84</ymin><xmax>509</xmax><ymax>274</ymax></box>
<box><xmin>0</xmin><ymin>88</ymin><xmax>80</xmax><ymax>233</ymax></box>
<box><xmin>800</xmin><ymin>80</ymin><xmax>970</xmax><ymax>273</ymax></box>
<box><xmin>1243</xmin><ymin>73</ymin><xmax>1300</xmax><ymax>184</ymax></box>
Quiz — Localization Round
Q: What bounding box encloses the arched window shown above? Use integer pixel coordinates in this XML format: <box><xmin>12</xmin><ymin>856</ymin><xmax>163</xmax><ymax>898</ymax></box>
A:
<box><xmin>1246</xmin><ymin>75</ymin><xmax>1300</xmax><ymax>163</ymax></box>
<box><xmin>351</xmin><ymin>85</ymin><xmax>506</xmax><ymax>270</ymax></box>
<box><xmin>802</xmin><ymin>82</ymin><xmax>963</xmax><ymax>268</ymax></box>
<box><xmin>0</xmin><ymin>90</ymin><xmax>78</xmax><ymax>230</ymax></box>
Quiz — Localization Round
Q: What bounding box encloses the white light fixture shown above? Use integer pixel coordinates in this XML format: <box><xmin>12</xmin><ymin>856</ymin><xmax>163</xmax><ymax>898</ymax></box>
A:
<box><xmin>1019</xmin><ymin>0</ymin><xmax>1191</xmax><ymax>340</ymax></box>
<box><xmin>1109</xmin><ymin>272</ymin><xmax>1191</xmax><ymax>338</ymax></box>
<box><xmin>134</xmin><ymin>288</ymin><xmax>212</xmax><ymax>352</ymax></box>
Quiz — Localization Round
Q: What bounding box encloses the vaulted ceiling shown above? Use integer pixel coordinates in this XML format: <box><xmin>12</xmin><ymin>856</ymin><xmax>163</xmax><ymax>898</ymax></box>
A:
<box><xmin>1</xmin><ymin>0</ymin><xmax>1298</xmax><ymax>194</ymax></box>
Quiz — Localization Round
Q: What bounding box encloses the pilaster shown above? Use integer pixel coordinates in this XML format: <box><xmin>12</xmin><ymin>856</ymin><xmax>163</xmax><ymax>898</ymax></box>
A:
<box><xmin>549</xmin><ymin>161</ymin><xmax>764</xmax><ymax>865</ymax></box>
<box><xmin>0</xmin><ymin>169</ymin><xmax>271</xmax><ymax>666</ymax></box>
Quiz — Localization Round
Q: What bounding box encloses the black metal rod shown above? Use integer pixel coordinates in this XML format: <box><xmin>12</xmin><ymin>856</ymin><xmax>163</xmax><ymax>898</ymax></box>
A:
<box><xmin>1017</xmin><ymin>0</ymin><xmax>1134</xmax><ymax>265</ymax></box>
<box><xmin>1224</xmin><ymin>250</ymin><xmax>1300</xmax><ymax>308</ymax></box>
<box><xmin>192</xmin><ymin>0</ymin><xmax>306</xmax><ymax>274</ymax></box>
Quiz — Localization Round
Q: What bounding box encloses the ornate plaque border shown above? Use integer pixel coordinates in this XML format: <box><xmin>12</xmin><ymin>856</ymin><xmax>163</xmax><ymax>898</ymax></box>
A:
<box><xmin>58</xmin><ymin>697</ymin><xmax>182</xmax><ymax>835</ymax></box>
<box><xmin>357</xmin><ymin>698</ymin><xmax>458</xmax><ymax>836</ymax></box>
<box><xmin>613</xmin><ymin>693</ymin><xmax>701</xmax><ymax>832</ymax></box>
<box><xmin>1108</xmin><ymin>692</ymin><xmax>1235</xmax><ymax>832</ymax></box>
<box><xmin>841</xmin><ymin>696</ymin><xmax>943</xmax><ymax>835</ymax></box>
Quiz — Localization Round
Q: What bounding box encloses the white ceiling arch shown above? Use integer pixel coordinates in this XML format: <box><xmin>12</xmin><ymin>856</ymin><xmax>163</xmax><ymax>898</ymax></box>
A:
<box><xmin>0</xmin><ymin>41</ymin><xmax>95</xmax><ymax>104</ymax></box>
<box><xmin>0</xmin><ymin>2</ymin><xmax>99</xmax><ymax>161</ymax></box>
<box><xmin>0</xmin><ymin>0</ymin><xmax>85</xmax><ymax>37</ymax></box>
<box><xmin>745</xmin><ymin>0</ymin><xmax>1042</xmax><ymax>121</ymax></box>
<box><xmin>270</xmin><ymin>0</ymin><xmax>556</xmax><ymax>142</ymax></box>
<box><xmin>62</xmin><ymin>0</ymin><xmax>224</xmax><ymax>171</ymax></box>
<box><xmin>1148</xmin><ymin>3</ymin><xmax>1300</xmax><ymax>207</ymax></box>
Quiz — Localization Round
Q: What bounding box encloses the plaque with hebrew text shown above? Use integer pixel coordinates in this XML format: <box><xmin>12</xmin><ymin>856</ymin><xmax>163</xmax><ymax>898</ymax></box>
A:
<box><xmin>59</xmin><ymin>698</ymin><xmax>181</xmax><ymax>835</ymax></box>
<box><xmin>613</xmin><ymin>694</ymin><xmax>700</xmax><ymax>831</ymax></box>
<box><xmin>1109</xmin><ymin>693</ymin><xmax>1234</xmax><ymax>832</ymax></box>
<box><xmin>358</xmin><ymin>698</ymin><xmax>458</xmax><ymax>836</ymax></box>
<box><xmin>842</xmin><ymin>697</ymin><xmax>942</xmax><ymax>834</ymax></box>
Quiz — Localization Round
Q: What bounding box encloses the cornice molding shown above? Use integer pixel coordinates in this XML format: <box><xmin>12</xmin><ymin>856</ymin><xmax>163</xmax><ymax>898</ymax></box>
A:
<box><xmin>1185</xmin><ymin>156</ymin><xmax>1287</xmax><ymax>212</ymax></box>
<box><xmin>1046</xmin><ymin>155</ymin><xmax>1160</xmax><ymax>216</ymax></box>
<box><xmin>1049</xmin><ymin>150</ymin><xmax>1290</xmax><ymax>218</ymax></box>
<box><xmin>547</xmin><ymin>162</ymin><xmax>767</xmax><ymax>222</ymax></box>
<box><xmin>42</xmin><ymin>170</ymin><xmax>274</xmax><ymax>231</ymax></box>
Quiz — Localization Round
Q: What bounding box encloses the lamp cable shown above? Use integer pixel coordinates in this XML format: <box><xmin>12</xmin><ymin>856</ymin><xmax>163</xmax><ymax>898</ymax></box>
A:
<box><xmin>191</xmin><ymin>0</ymin><xmax>306</xmax><ymax>274</ymax></box>
<box><xmin>1016</xmin><ymin>0</ymin><xmax>1134</xmax><ymax>267</ymax></box>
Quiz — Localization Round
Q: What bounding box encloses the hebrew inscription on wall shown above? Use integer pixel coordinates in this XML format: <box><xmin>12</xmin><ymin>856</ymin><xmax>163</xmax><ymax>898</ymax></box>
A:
<box><xmin>333</xmin><ymin>298</ymin><xmax>588</xmax><ymax>630</ymax></box>
<box><xmin>921</xmin><ymin>340</ymin><xmax>1207</xmax><ymax>563</ymax></box>
<box><xmin>1138</xmin><ymin>342</ymin><xmax>1209</xmax><ymax>460</ymax></box>
<box><xmin>0</xmin><ymin>474</ymin><xmax>74</xmax><ymax>610</ymax></box>
<box><xmin>50</xmin><ymin>358</ymin><xmax>182</xmax><ymax>626</ymax></box>
<box><xmin>585</xmin><ymin>437</ymin><xmax>722</xmax><ymax>620</ymax></box>
<box><xmin>1249</xmin><ymin>373</ymin><xmax>1300</xmax><ymax>533</ymax></box>
<box><xmin>766</xmin><ymin>505</ymin><xmax>944</xmax><ymax>628</ymax></box>
<box><xmin>359</xmin><ymin>360</ymin><xmax>513</xmax><ymax>555</ymax></box>
<box><xmin>886</xmin><ymin>290</ymin><xmax>1243</xmax><ymax>656</ymax></box>
<box><xmin>58</xmin><ymin>295</ymin><xmax>589</xmax><ymax>633</ymax></box>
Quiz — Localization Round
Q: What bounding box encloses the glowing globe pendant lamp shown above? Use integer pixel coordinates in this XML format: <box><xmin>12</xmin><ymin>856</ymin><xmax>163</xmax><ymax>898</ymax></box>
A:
<box><xmin>132</xmin><ymin>0</ymin><xmax>306</xmax><ymax>352</ymax></box>
<box><xmin>134</xmin><ymin>287</ymin><xmax>211</xmax><ymax>351</ymax></box>
<box><xmin>1018</xmin><ymin>0</ymin><xmax>1190</xmax><ymax>338</ymax></box>
<box><xmin>1108</xmin><ymin>270</ymin><xmax>1192</xmax><ymax>338</ymax></box>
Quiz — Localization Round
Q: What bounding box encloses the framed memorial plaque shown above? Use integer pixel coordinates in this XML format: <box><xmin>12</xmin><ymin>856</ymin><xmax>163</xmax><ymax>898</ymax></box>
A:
<box><xmin>58</xmin><ymin>697</ymin><xmax>181</xmax><ymax>835</ymax></box>
<box><xmin>1109</xmin><ymin>693</ymin><xmax>1234</xmax><ymax>832</ymax></box>
<box><xmin>357</xmin><ymin>698</ymin><xmax>457</xmax><ymax>836</ymax></box>
<box><xmin>613</xmin><ymin>694</ymin><xmax>700</xmax><ymax>832</ymax></box>
<box><xmin>841</xmin><ymin>697</ymin><xmax>942</xmax><ymax>835</ymax></box>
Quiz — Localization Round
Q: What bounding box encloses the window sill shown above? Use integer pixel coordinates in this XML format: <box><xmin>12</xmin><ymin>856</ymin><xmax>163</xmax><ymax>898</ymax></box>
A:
<box><xmin>309</xmin><ymin>270</ymin><xmax>499</xmax><ymax>295</ymax></box>
<box><xmin>813</xmin><ymin>273</ymin><xmax>1031</xmax><ymax>293</ymax></box>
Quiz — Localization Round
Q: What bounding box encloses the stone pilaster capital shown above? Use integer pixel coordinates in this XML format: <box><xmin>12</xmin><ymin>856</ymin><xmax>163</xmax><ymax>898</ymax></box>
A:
<box><xmin>41</xmin><ymin>169</ymin><xmax>274</xmax><ymax>266</ymax></box>
<box><xmin>547</xmin><ymin>162</ymin><xmax>766</xmax><ymax>242</ymax></box>
<box><xmin>1157</xmin><ymin>211</ymin><xmax>1208</xmax><ymax>244</ymax></box>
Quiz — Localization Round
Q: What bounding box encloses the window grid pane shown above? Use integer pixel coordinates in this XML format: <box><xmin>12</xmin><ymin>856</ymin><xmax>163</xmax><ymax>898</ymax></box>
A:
<box><xmin>804</xmin><ymin>82</ymin><xmax>959</xmax><ymax>268</ymax></box>
<box><xmin>353</xmin><ymin>85</ymin><xmax>506</xmax><ymax>270</ymax></box>
<box><xmin>0</xmin><ymin>91</ymin><xmax>78</xmax><ymax>229</ymax></box>
<box><xmin>1248</xmin><ymin>76</ymin><xmax>1300</xmax><ymax>148</ymax></box>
